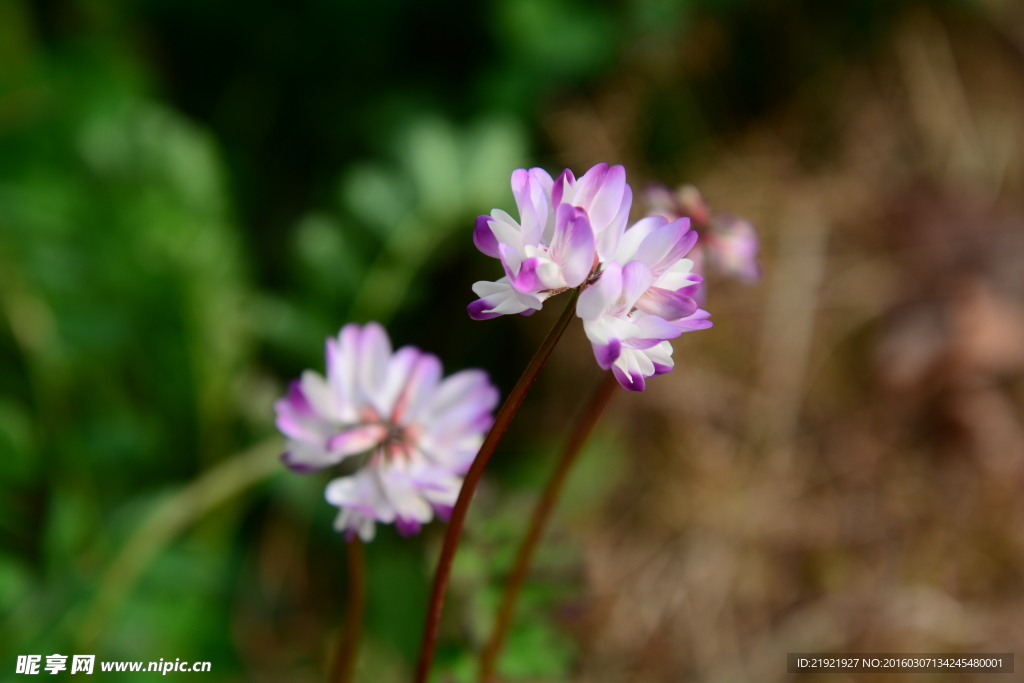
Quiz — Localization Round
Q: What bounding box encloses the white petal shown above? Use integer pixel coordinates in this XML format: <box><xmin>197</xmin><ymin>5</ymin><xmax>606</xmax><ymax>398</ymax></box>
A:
<box><xmin>300</xmin><ymin>371</ymin><xmax>338</xmax><ymax>420</ymax></box>
<box><xmin>282</xmin><ymin>439</ymin><xmax>342</xmax><ymax>471</ymax></box>
<box><xmin>328</xmin><ymin>324</ymin><xmax>363</xmax><ymax>420</ymax></box>
<box><xmin>576</xmin><ymin>262</ymin><xmax>622</xmax><ymax>321</ymax></box>
<box><xmin>358</xmin><ymin>322</ymin><xmax>392</xmax><ymax>408</ymax></box>
<box><xmin>392</xmin><ymin>353</ymin><xmax>443</xmax><ymax>424</ymax></box>
<box><xmin>488</xmin><ymin>209</ymin><xmax>525</xmax><ymax>251</ymax></box>
<box><xmin>374</xmin><ymin>346</ymin><xmax>421</xmax><ymax>418</ymax></box>
<box><xmin>613</xmin><ymin>216</ymin><xmax>667</xmax><ymax>263</ymax></box>
<box><xmin>654</xmin><ymin>258</ymin><xmax>696</xmax><ymax>290</ymax></box>
<box><xmin>428</xmin><ymin>369</ymin><xmax>495</xmax><ymax>418</ymax></box>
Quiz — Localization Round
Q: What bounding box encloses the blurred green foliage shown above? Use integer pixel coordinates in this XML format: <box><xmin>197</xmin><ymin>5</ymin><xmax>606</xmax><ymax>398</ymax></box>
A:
<box><xmin>0</xmin><ymin>0</ymin><xmax>950</xmax><ymax>679</ymax></box>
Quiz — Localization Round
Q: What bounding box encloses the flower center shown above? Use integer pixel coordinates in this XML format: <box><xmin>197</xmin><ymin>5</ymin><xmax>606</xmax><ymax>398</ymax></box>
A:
<box><xmin>384</xmin><ymin>423</ymin><xmax>408</xmax><ymax>447</ymax></box>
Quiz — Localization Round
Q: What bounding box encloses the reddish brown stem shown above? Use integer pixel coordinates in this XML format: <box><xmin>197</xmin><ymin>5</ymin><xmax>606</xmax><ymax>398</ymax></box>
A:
<box><xmin>330</xmin><ymin>538</ymin><xmax>365</xmax><ymax>683</ymax></box>
<box><xmin>412</xmin><ymin>291</ymin><xmax>580</xmax><ymax>683</ymax></box>
<box><xmin>478</xmin><ymin>371</ymin><xmax>619</xmax><ymax>683</ymax></box>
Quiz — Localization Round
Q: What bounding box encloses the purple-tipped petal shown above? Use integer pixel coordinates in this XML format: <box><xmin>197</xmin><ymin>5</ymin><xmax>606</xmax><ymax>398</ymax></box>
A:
<box><xmin>473</xmin><ymin>215</ymin><xmax>501</xmax><ymax>258</ymax></box>
<box><xmin>571</xmin><ymin>163</ymin><xmax>609</xmax><ymax>211</ymax></box>
<box><xmin>281</xmin><ymin>440</ymin><xmax>345</xmax><ymax>472</ymax></box>
<box><xmin>395</xmin><ymin>517</ymin><xmax>422</xmax><ymax>536</ymax></box>
<box><xmin>552</xmin><ymin>168</ymin><xmax>576</xmax><ymax>207</ymax></box>
<box><xmin>275</xmin><ymin>414</ymin><xmax>315</xmax><ymax>443</ymax></box>
<box><xmin>652</xmin><ymin>363</ymin><xmax>673</xmax><ymax>376</ymax></box>
<box><xmin>673</xmin><ymin>274</ymin><xmax>703</xmax><ymax>298</ymax></box>
<box><xmin>469</xmin><ymin>279</ymin><xmax>543</xmax><ymax>319</ymax></box>
<box><xmin>585</xmin><ymin>164</ymin><xmax>627</xmax><ymax>230</ymax></box>
<box><xmin>287</xmin><ymin>377</ymin><xmax>315</xmax><ymax>410</ymax></box>
<box><xmin>550</xmin><ymin>204</ymin><xmax>596</xmax><ymax>287</ymax></box>
<box><xmin>280</xmin><ymin>451</ymin><xmax>318</xmax><ymax>473</ymax></box>
<box><xmin>433</xmin><ymin>504</ymin><xmax>453</xmax><ymax>522</ymax></box>
<box><xmin>636</xmin><ymin>218</ymin><xmax>696</xmax><ymax>276</ymax></box>
<box><xmin>275</xmin><ymin>380</ymin><xmax>336</xmax><ymax>442</ymax></box>
<box><xmin>635</xmin><ymin>287</ymin><xmax>698</xmax><ymax>321</ymax></box>
<box><xmin>276</xmin><ymin>380</ymin><xmax>313</xmax><ymax>417</ymax></box>
<box><xmin>498</xmin><ymin>242</ymin><xmax>524</xmax><ymax>282</ymax></box>
<box><xmin>467</xmin><ymin>299</ymin><xmax>502</xmax><ymax>320</ymax></box>
<box><xmin>510</xmin><ymin>257</ymin><xmax>543</xmax><ymax>293</ymax></box>
<box><xmin>674</xmin><ymin>312</ymin><xmax>714</xmax><ymax>332</ymax></box>
<box><xmin>612</xmin><ymin>365</ymin><xmax>646</xmax><ymax>392</ymax></box>
<box><xmin>593</xmin><ymin>338</ymin><xmax>622</xmax><ymax>369</ymax></box>
<box><xmin>631</xmin><ymin>314</ymin><xmax>684</xmax><ymax>344</ymax></box>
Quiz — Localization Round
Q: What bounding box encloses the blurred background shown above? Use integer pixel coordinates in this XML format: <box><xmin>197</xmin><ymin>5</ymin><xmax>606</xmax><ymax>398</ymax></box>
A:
<box><xmin>2</xmin><ymin>0</ymin><xmax>1024</xmax><ymax>680</ymax></box>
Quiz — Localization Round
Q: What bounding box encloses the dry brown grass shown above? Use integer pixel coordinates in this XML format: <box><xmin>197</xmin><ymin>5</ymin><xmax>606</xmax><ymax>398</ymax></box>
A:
<box><xmin>532</xmin><ymin>7</ymin><xmax>1024</xmax><ymax>682</ymax></box>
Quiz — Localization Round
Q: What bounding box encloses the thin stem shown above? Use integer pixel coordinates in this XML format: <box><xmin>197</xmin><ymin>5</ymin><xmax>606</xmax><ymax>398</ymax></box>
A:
<box><xmin>478</xmin><ymin>371</ymin><xmax>619</xmax><ymax>683</ymax></box>
<box><xmin>78</xmin><ymin>438</ymin><xmax>281</xmax><ymax>649</ymax></box>
<box><xmin>331</xmin><ymin>539</ymin><xmax>365</xmax><ymax>683</ymax></box>
<box><xmin>413</xmin><ymin>291</ymin><xmax>580</xmax><ymax>683</ymax></box>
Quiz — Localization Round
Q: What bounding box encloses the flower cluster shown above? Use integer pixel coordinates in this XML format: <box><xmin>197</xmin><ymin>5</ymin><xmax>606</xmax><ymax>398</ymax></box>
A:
<box><xmin>469</xmin><ymin>164</ymin><xmax>712</xmax><ymax>391</ymax></box>
<box><xmin>275</xmin><ymin>323</ymin><xmax>498</xmax><ymax>541</ymax></box>
<box><xmin>644</xmin><ymin>182</ymin><xmax>761</xmax><ymax>303</ymax></box>
<box><xmin>274</xmin><ymin>166</ymin><xmax>753</xmax><ymax>541</ymax></box>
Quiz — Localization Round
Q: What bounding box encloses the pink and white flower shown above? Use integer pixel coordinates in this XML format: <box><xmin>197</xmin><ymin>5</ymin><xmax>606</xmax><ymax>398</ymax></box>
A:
<box><xmin>469</xmin><ymin>203</ymin><xmax>595</xmax><ymax>319</ymax></box>
<box><xmin>469</xmin><ymin>169</ymin><xmax>593</xmax><ymax>314</ymax></box>
<box><xmin>275</xmin><ymin>323</ymin><xmax>499</xmax><ymax>541</ymax></box>
<box><xmin>702</xmin><ymin>215</ymin><xmax>761</xmax><ymax>284</ymax></box>
<box><xmin>468</xmin><ymin>163</ymin><xmax>631</xmax><ymax>319</ymax></box>
<box><xmin>468</xmin><ymin>164</ymin><xmax>715</xmax><ymax>391</ymax></box>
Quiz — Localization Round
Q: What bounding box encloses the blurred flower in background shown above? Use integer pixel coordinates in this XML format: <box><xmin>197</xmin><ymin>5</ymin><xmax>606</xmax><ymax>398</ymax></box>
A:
<box><xmin>276</xmin><ymin>322</ymin><xmax>498</xmax><ymax>541</ymax></box>
<box><xmin>644</xmin><ymin>182</ymin><xmax>761</xmax><ymax>303</ymax></box>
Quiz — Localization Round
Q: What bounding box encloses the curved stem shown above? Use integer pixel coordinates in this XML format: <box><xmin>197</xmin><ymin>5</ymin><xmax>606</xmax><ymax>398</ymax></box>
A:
<box><xmin>331</xmin><ymin>538</ymin><xmax>365</xmax><ymax>683</ymax></box>
<box><xmin>478</xmin><ymin>371</ymin><xmax>619</xmax><ymax>683</ymax></box>
<box><xmin>77</xmin><ymin>438</ymin><xmax>282</xmax><ymax>649</ymax></box>
<box><xmin>413</xmin><ymin>291</ymin><xmax>580</xmax><ymax>683</ymax></box>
